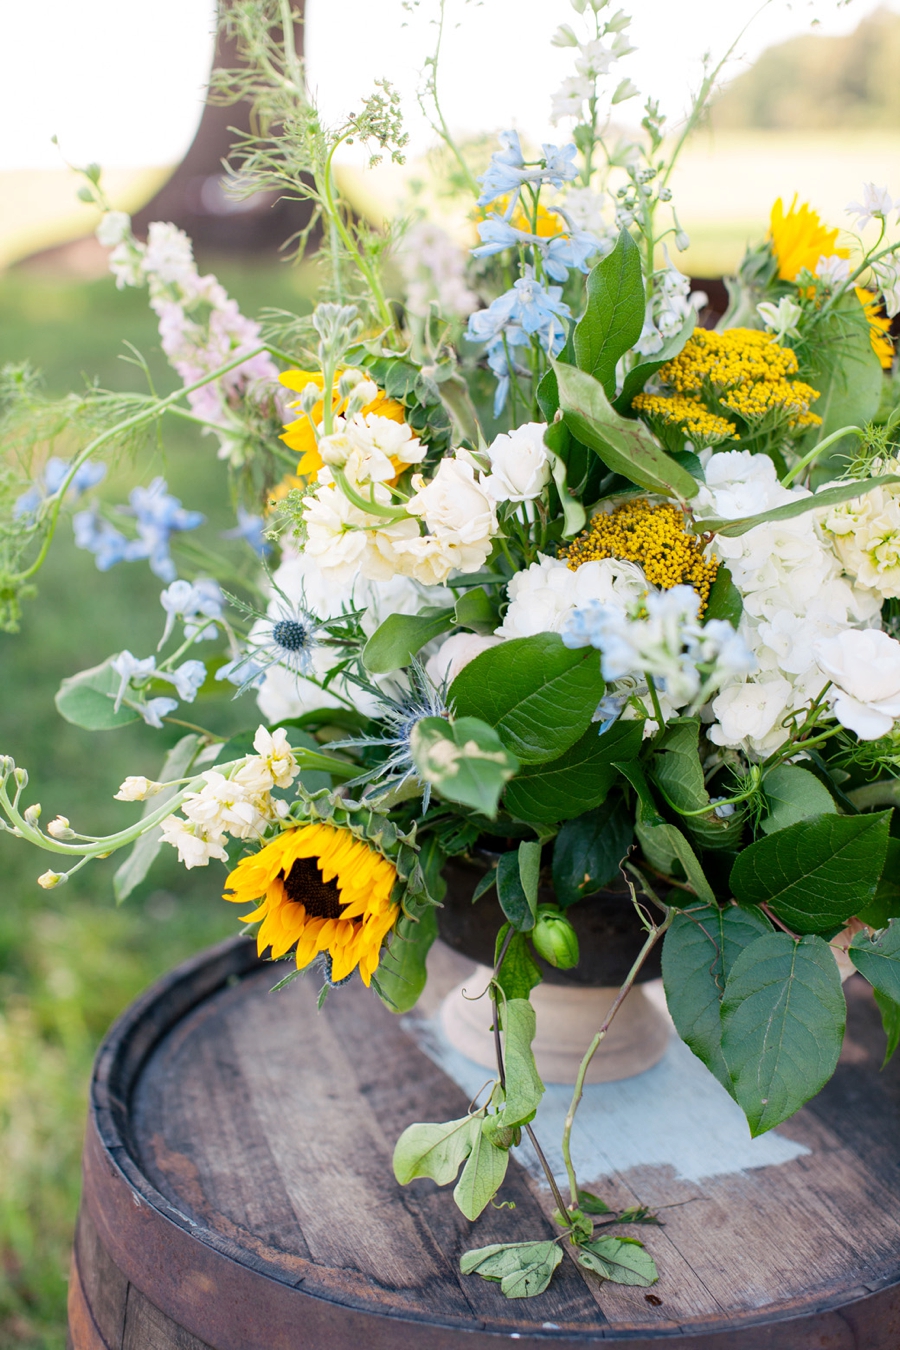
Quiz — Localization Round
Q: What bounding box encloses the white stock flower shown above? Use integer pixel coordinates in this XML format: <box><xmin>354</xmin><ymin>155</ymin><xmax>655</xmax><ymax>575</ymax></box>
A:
<box><xmin>575</xmin><ymin>38</ymin><xmax>615</xmax><ymax>77</ymax></box>
<box><xmin>233</xmin><ymin>726</ymin><xmax>300</xmax><ymax>793</ymax></box>
<box><xmin>319</xmin><ymin>412</ymin><xmax>425</xmax><ymax>486</ymax></box>
<box><xmin>302</xmin><ymin>481</ymin><xmax>419</xmax><ymax>584</ymax></box>
<box><xmin>114</xmin><ymin>776</ymin><xmax>164</xmax><ymax>802</ymax></box>
<box><xmin>757</xmin><ymin>296</ymin><xmax>802</xmax><ymax>342</ymax></box>
<box><xmin>498</xmin><ymin>554</ymin><xmax>648</xmax><ymax>640</ymax></box>
<box><xmin>143</xmin><ymin>222</ymin><xmax>197</xmax><ymax>290</ymax></box>
<box><xmin>551</xmin><ymin>75</ymin><xmax>594</xmax><ymax>122</ymax></box>
<box><xmin>871</xmin><ymin>254</ymin><xmax>900</xmax><ymax>319</ymax></box>
<box><xmin>846</xmin><ymin>183</ymin><xmax>895</xmax><ymax>230</ymax></box>
<box><xmin>482</xmin><ymin>422</ymin><xmax>552</xmax><ymax>503</ymax></box>
<box><xmin>181</xmin><ymin>770</ymin><xmax>271</xmax><ymax>841</ymax></box>
<box><xmin>821</xmin><ymin>473</ymin><xmax>900</xmax><ymax>599</ymax></box>
<box><xmin>159</xmin><ymin>814</ymin><xmax>229</xmax><ymax>869</ymax></box>
<box><xmin>815</xmin><ymin>628</ymin><xmax>900</xmax><ymax>740</ymax></box>
<box><xmin>425</xmin><ymin>632</ymin><xmax>502</xmax><ymax>687</ymax></box>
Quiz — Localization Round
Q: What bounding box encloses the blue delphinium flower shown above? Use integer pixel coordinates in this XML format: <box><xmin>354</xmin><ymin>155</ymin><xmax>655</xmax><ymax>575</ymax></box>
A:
<box><xmin>467</xmin><ymin>269</ymin><xmax>570</xmax><ymax>413</ymax></box>
<box><xmin>127</xmin><ymin>478</ymin><xmax>205</xmax><ymax>582</ymax></box>
<box><xmin>15</xmin><ymin>456</ymin><xmax>106</xmax><ymax>521</ymax></box>
<box><xmin>477</xmin><ymin>132</ymin><xmax>578</xmax><ymax>211</ymax></box>
<box><xmin>472</xmin><ymin>216</ymin><xmax>603</xmax><ymax>282</ymax></box>
<box><xmin>73</xmin><ymin>508</ymin><xmax>132</xmax><ymax>570</ymax></box>
<box><xmin>220</xmin><ymin>507</ymin><xmax>271</xmax><ymax>558</ymax></box>
<box><xmin>159</xmin><ymin>579</ymin><xmax>224</xmax><ymax>647</ymax></box>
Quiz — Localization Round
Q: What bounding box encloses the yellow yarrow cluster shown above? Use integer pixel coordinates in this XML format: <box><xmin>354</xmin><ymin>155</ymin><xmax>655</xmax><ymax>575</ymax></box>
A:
<box><xmin>631</xmin><ymin>392</ymin><xmax>737</xmax><ymax>444</ymax></box>
<box><xmin>562</xmin><ymin>500</ymin><xmax>718</xmax><ymax>609</ymax></box>
<box><xmin>647</xmin><ymin>328</ymin><xmax>821</xmax><ymax>434</ymax></box>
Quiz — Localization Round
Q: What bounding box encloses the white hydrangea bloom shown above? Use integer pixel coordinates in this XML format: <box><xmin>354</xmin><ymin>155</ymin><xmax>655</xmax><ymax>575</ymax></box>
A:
<box><xmin>497</xmin><ymin>555</ymin><xmax>648</xmax><ymax>640</ymax></box>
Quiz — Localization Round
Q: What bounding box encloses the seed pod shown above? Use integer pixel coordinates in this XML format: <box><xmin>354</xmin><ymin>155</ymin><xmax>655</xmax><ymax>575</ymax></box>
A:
<box><xmin>531</xmin><ymin>905</ymin><xmax>579</xmax><ymax>969</ymax></box>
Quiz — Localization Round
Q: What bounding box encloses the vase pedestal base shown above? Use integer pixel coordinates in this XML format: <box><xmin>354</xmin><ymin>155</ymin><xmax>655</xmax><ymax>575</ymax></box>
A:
<box><xmin>438</xmin><ymin>962</ymin><xmax>671</xmax><ymax>1084</ymax></box>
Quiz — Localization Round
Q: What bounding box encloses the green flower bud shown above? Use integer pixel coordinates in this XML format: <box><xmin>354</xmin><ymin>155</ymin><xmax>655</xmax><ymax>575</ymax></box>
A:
<box><xmin>531</xmin><ymin>905</ymin><xmax>579</xmax><ymax>969</ymax></box>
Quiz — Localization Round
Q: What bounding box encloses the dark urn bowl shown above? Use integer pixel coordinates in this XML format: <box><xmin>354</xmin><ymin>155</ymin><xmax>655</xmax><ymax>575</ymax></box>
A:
<box><xmin>439</xmin><ymin>854</ymin><xmax>662</xmax><ymax>988</ymax></box>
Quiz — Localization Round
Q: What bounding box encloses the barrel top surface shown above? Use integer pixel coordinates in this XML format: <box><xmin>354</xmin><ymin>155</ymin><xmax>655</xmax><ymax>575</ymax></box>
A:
<box><xmin>83</xmin><ymin>934</ymin><xmax>900</xmax><ymax>1348</ymax></box>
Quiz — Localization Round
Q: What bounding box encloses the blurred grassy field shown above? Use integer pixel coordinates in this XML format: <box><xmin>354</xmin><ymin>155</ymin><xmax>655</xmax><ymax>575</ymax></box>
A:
<box><xmin>0</xmin><ymin>260</ymin><xmax>311</xmax><ymax>1347</ymax></box>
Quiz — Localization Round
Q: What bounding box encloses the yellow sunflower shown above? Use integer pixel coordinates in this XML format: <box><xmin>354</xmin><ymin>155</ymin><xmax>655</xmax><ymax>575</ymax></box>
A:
<box><xmin>224</xmin><ymin>823</ymin><xmax>399</xmax><ymax>985</ymax></box>
<box><xmin>769</xmin><ymin>196</ymin><xmax>849</xmax><ymax>282</ymax></box>
<box><xmin>278</xmin><ymin>369</ymin><xmax>406</xmax><ymax>478</ymax></box>
<box><xmin>856</xmin><ymin>287</ymin><xmax>895</xmax><ymax>370</ymax></box>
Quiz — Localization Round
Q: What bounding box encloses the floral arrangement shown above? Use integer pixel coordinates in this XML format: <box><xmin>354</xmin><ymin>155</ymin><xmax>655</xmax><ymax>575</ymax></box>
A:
<box><xmin>4</xmin><ymin>0</ymin><xmax>900</xmax><ymax>1303</ymax></box>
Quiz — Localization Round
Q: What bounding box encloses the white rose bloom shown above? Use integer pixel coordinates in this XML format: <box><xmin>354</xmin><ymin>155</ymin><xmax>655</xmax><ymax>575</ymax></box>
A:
<box><xmin>497</xmin><ymin>555</ymin><xmax>648</xmax><ymax>640</ymax></box>
<box><xmin>815</xmin><ymin>628</ymin><xmax>900</xmax><ymax>740</ymax></box>
<box><xmin>159</xmin><ymin>815</ymin><xmax>229</xmax><ymax>869</ymax></box>
<box><xmin>426</xmin><ymin>633</ymin><xmax>502</xmax><ymax>687</ymax></box>
<box><xmin>389</xmin><ymin>531</ymin><xmax>493</xmax><ymax>584</ymax></box>
<box><xmin>482</xmin><ymin>422</ymin><xmax>552</xmax><ymax>503</ymax></box>
<box><xmin>407</xmin><ymin>453</ymin><xmax>498</xmax><ymax>551</ymax></box>
<box><xmin>708</xmin><ymin>676</ymin><xmax>795</xmax><ymax>756</ymax></box>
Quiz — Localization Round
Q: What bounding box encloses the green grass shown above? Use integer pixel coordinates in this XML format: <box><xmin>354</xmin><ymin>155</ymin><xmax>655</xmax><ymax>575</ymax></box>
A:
<box><xmin>0</xmin><ymin>260</ymin><xmax>309</xmax><ymax>1347</ymax></box>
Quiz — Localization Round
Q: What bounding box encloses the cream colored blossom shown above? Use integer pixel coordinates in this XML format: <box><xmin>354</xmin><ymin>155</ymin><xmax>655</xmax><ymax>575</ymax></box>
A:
<box><xmin>37</xmin><ymin>870</ymin><xmax>65</xmax><ymax>889</ymax></box>
<box><xmin>114</xmin><ymin>775</ymin><xmax>164</xmax><ymax>802</ymax></box>
<box><xmin>821</xmin><ymin>474</ymin><xmax>900</xmax><ymax>599</ymax></box>
<box><xmin>159</xmin><ymin>815</ymin><xmax>229</xmax><ymax>869</ymax></box>
<box><xmin>406</xmin><ymin>453</ymin><xmax>498</xmax><ymax>552</ymax></box>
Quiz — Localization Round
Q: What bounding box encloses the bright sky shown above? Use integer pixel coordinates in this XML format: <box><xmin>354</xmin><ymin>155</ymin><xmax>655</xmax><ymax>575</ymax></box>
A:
<box><xmin>1</xmin><ymin>0</ymin><xmax>896</xmax><ymax>172</ymax></box>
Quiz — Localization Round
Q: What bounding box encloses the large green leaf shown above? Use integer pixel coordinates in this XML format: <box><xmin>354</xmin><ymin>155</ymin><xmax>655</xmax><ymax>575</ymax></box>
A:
<box><xmin>55</xmin><ymin>659</ymin><xmax>141</xmax><ymax>730</ymax></box>
<box><xmin>497</xmin><ymin>849</ymin><xmax>536</xmax><ymax>931</ymax></box>
<box><xmin>410</xmin><ymin>715</ymin><xmax>519</xmax><ymax>818</ymax></box>
<box><xmin>578</xmin><ymin>1236</ymin><xmax>658</xmax><ymax>1287</ymax></box>
<box><xmin>553</xmin><ymin>360</ymin><xmax>700</xmax><ymax>501</ymax></box>
<box><xmin>650</xmin><ymin>718</ymin><xmax>743</xmax><ymax>852</ymax></box>
<box><xmin>730</xmin><ymin>812</ymin><xmax>891</xmax><ymax>933</ymax></box>
<box><xmin>874</xmin><ymin>988</ymin><xmax>900</xmax><ymax>1068</ymax></box>
<box><xmin>572</xmin><ymin>229</ymin><xmax>645</xmax><ymax>398</ymax></box>
<box><xmin>113</xmin><ymin>734</ymin><xmax>202</xmax><ymax>902</ymax></box>
<box><xmin>504</xmin><ymin>721</ymin><xmax>643</xmax><ymax>825</ymax></box>
<box><xmin>450</xmin><ymin>634</ymin><xmax>605</xmax><ymax>766</ymax></box>
<box><xmin>695</xmin><ymin>475</ymin><xmax>900</xmax><ymax>540</ymax></box>
<box><xmin>720</xmin><ymin>932</ymin><xmax>846</xmax><ymax>1135</ymax></box>
<box><xmin>494</xmin><ymin>924</ymin><xmax>543</xmax><ymax>1001</ymax></box>
<box><xmin>552</xmin><ymin>797</ymin><xmax>633</xmax><ymax>905</ymax></box>
<box><xmin>850</xmin><ymin>919</ymin><xmax>900</xmax><ymax>1004</ymax></box>
<box><xmin>662</xmin><ymin>902</ymin><xmax>772</xmax><ymax>1089</ymax></box>
<box><xmin>634</xmin><ymin>812</ymin><xmax>716</xmax><ymax>906</ymax></box>
<box><xmin>613</xmin><ymin>311</ymin><xmax>695</xmax><ymax>415</ymax></box>
<box><xmin>760</xmin><ymin>765</ymin><xmax>837</xmax><ymax>836</ymax></box>
<box><xmin>803</xmin><ymin>292</ymin><xmax>884</xmax><ymax>478</ymax></box>
<box><xmin>362</xmin><ymin>606</ymin><xmax>455</xmax><ymax>674</ymax></box>
<box><xmin>499</xmin><ymin>998</ymin><xmax>545</xmax><ymax>1127</ymax></box>
<box><xmin>703</xmin><ymin>563</ymin><xmax>743</xmax><ymax>628</ymax></box>
<box><xmin>460</xmin><ymin>1241</ymin><xmax>563</xmax><ymax>1299</ymax></box>
<box><xmin>393</xmin><ymin>1113</ymin><xmax>482</xmax><ymax>1186</ymax></box>
<box><xmin>371</xmin><ymin>906</ymin><xmax>439</xmax><ymax>1013</ymax></box>
<box><xmin>454</xmin><ymin>1124</ymin><xmax>509</xmax><ymax>1221</ymax></box>
<box><xmin>857</xmin><ymin>837</ymin><xmax>900</xmax><ymax>928</ymax></box>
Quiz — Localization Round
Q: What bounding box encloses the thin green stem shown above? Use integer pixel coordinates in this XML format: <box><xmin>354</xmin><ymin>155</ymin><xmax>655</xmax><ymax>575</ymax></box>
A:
<box><xmin>781</xmin><ymin>426</ymin><xmax>862</xmax><ymax>486</ymax></box>
<box><xmin>322</xmin><ymin>138</ymin><xmax>395</xmax><ymax>333</ymax></box>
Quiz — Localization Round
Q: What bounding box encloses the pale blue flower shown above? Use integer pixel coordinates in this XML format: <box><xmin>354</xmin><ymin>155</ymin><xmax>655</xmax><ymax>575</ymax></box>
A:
<box><xmin>16</xmin><ymin>457</ymin><xmax>106</xmax><ymax>520</ymax></box>
<box><xmin>477</xmin><ymin>132</ymin><xmax>578</xmax><ymax>209</ymax></box>
<box><xmin>127</xmin><ymin>478</ymin><xmax>205</xmax><ymax>583</ymax></box>
<box><xmin>215</xmin><ymin>654</ymin><xmax>265</xmax><ymax>689</ymax></box>
<box><xmin>220</xmin><ymin>507</ymin><xmax>270</xmax><ymax>557</ymax></box>
<box><xmin>156</xmin><ymin>659</ymin><xmax>207</xmax><ymax>703</ymax></box>
<box><xmin>467</xmin><ymin>269</ymin><xmax>570</xmax><ymax>413</ymax></box>
<box><xmin>159</xmin><ymin>579</ymin><xmax>224</xmax><ymax>646</ymax></box>
<box><xmin>472</xmin><ymin>216</ymin><xmax>602</xmax><ymax>282</ymax></box>
<box><xmin>73</xmin><ymin>508</ymin><xmax>132</xmax><ymax>570</ymax></box>
<box><xmin>110</xmin><ymin>651</ymin><xmax>158</xmax><ymax>713</ymax></box>
<box><xmin>140</xmin><ymin>697</ymin><xmax>179</xmax><ymax>729</ymax></box>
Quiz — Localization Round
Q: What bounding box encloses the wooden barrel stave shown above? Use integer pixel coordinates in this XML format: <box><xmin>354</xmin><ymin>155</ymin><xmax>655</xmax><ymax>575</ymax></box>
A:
<box><xmin>68</xmin><ymin>935</ymin><xmax>900</xmax><ymax>1349</ymax></box>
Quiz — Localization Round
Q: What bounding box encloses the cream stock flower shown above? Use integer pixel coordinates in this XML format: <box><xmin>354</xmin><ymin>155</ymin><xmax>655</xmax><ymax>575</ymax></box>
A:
<box><xmin>114</xmin><ymin>775</ymin><xmax>164</xmax><ymax>802</ymax></box>
<box><xmin>302</xmin><ymin>481</ymin><xmax>420</xmax><ymax>584</ymax></box>
<box><xmin>159</xmin><ymin>815</ymin><xmax>229</xmax><ymax>869</ymax></box>
<box><xmin>822</xmin><ymin>475</ymin><xmax>900</xmax><ymax>599</ymax></box>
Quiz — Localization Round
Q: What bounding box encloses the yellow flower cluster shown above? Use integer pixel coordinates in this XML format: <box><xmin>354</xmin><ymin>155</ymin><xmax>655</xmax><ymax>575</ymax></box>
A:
<box><xmin>648</xmin><ymin>328</ymin><xmax>822</xmax><ymax>433</ymax></box>
<box><xmin>631</xmin><ymin>392</ymin><xmax>737</xmax><ymax>444</ymax></box>
<box><xmin>562</xmin><ymin>499</ymin><xmax>718</xmax><ymax>608</ymax></box>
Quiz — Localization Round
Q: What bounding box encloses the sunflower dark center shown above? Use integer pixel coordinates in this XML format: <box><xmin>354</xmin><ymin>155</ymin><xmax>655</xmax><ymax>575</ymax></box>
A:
<box><xmin>272</xmin><ymin>618</ymin><xmax>309</xmax><ymax>653</ymax></box>
<box><xmin>282</xmin><ymin>856</ymin><xmax>348</xmax><ymax>920</ymax></box>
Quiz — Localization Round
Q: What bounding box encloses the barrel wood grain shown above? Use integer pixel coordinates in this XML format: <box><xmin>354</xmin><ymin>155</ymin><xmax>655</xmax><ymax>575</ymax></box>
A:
<box><xmin>69</xmin><ymin>934</ymin><xmax>900</xmax><ymax>1348</ymax></box>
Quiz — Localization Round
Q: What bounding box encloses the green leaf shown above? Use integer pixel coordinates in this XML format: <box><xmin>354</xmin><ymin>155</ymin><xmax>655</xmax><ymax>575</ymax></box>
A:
<box><xmin>449</xmin><ymin>634</ymin><xmax>605</xmax><ymax>766</ymax></box>
<box><xmin>552</xmin><ymin>798</ymin><xmax>633</xmax><ymax>906</ymax></box>
<box><xmin>577</xmin><ymin>1189</ymin><xmax>612</xmax><ymax>1215</ymax></box>
<box><xmin>803</xmin><ymin>292</ymin><xmax>884</xmax><ymax>478</ymax></box>
<box><xmin>874</xmin><ymin>988</ymin><xmax>900</xmax><ymax>1067</ymax></box>
<box><xmin>494</xmin><ymin>924</ymin><xmax>543</xmax><ymax>1000</ymax></box>
<box><xmin>453</xmin><ymin>1124</ymin><xmax>509</xmax><ymax>1220</ymax></box>
<box><xmin>363</xmin><ymin>606</ymin><xmax>455</xmax><ymax>674</ymax></box>
<box><xmin>730</xmin><ymin>812</ymin><xmax>891</xmax><ymax>933</ymax></box>
<box><xmin>392</xmin><ymin>1113</ymin><xmax>482</xmax><ymax>1186</ymax></box>
<box><xmin>662</xmin><ymin>902</ymin><xmax>772</xmax><ymax>1089</ymax></box>
<box><xmin>634</xmin><ymin>811</ymin><xmax>716</xmax><ymax>906</ymax></box>
<box><xmin>720</xmin><ymin>932</ymin><xmax>846</xmax><ymax>1135</ymax></box>
<box><xmin>553</xmin><ymin>360</ymin><xmax>699</xmax><ymax>501</ymax></box>
<box><xmin>499</xmin><ymin>998</ymin><xmax>545</xmax><ymax>1127</ymax></box>
<box><xmin>371</xmin><ymin>906</ymin><xmax>439</xmax><ymax>1014</ymax></box>
<box><xmin>545</xmin><ymin>437</ymin><xmax>587</xmax><ymax>539</ymax></box>
<box><xmin>454</xmin><ymin>585</ymin><xmax>498</xmax><ymax>635</ymax></box>
<box><xmin>572</xmin><ymin>229</ymin><xmax>645</xmax><ymax>398</ymax></box>
<box><xmin>55</xmin><ymin>659</ymin><xmax>141</xmax><ymax>730</ymax></box>
<box><xmin>578</xmin><ymin>1236</ymin><xmax>658</xmax><ymax>1287</ymax></box>
<box><xmin>850</xmin><ymin>919</ymin><xmax>900</xmax><ymax>1004</ymax></box>
<box><xmin>497</xmin><ymin>850</ymin><xmax>536</xmax><ymax>931</ymax></box>
<box><xmin>518</xmin><ymin>840</ymin><xmax>541</xmax><ymax>915</ymax></box>
<box><xmin>460</xmin><ymin>1241</ymin><xmax>563</xmax><ymax>1299</ymax></box>
<box><xmin>704</xmin><ymin>564</ymin><xmax>743</xmax><ymax>628</ymax></box>
<box><xmin>760</xmin><ymin>765</ymin><xmax>837</xmax><ymax>836</ymax></box>
<box><xmin>504</xmin><ymin>721</ymin><xmax>643</xmax><ymax>825</ymax></box>
<box><xmin>651</xmin><ymin>717</ymin><xmax>743</xmax><ymax>852</ymax></box>
<box><xmin>857</xmin><ymin>836</ymin><xmax>900</xmax><ymax>928</ymax></box>
<box><xmin>113</xmin><ymin>734</ymin><xmax>202</xmax><ymax>902</ymax></box>
<box><xmin>695</xmin><ymin>475</ymin><xmax>900</xmax><ymax>540</ymax></box>
<box><xmin>410</xmin><ymin>715</ymin><xmax>519</xmax><ymax>818</ymax></box>
<box><xmin>612</xmin><ymin>310</ymin><xmax>695</xmax><ymax>415</ymax></box>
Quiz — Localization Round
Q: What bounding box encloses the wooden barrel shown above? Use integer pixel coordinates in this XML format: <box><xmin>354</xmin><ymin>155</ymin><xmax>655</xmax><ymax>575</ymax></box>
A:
<box><xmin>68</xmin><ymin>934</ymin><xmax>900</xmax><ymax>1350</ymax></box>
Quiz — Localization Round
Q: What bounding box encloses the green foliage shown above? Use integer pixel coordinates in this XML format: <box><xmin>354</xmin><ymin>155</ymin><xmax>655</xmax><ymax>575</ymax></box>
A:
<box><xmin>613</xmin><ymin>312</ymin><xmax>695</xmax><ymax>416</ymax></box>
<box><xmin>530</xmin><ymin>906</ymin><xmax>579</xmax><ymax>969</ymax></box>
<box><xmin>662</xmin><ymin>902</ymin><xmax>771</xmax><ymax>1089</ymax></box>
<box><xmin>498</xmin><ymin>998</ymin><xmax>544</xmax><ymax>1127</ymax></box>
<box><xmin>409</xmin><ymin>715</ymin><xmax>518</xmax><ymax>817</ymax></box>
<box><xmin>803</xmin><ymin>294</ymin><xmax>885</xmax><ymax>478</ymax></box>
<box><xmin>552</xmin><ymin>798</ymin><xmax>633</xmax><ymax>905</ymax></box>
<box><xmin>460</xmin><ymin>1241</ymin><xmax>563</xmax><ymax>1299</ymax></box>
<box><xmin>393</xmin><ymin>1112</ymin><xmax>483</xmax><ymax>1186</ymax></box>
<box><xmin>494</xmin><ymin>924</ymin><xmax>543</xmax><ymax>1001</ymax></box>
<box><xmin>371</xmin><ymin>906</ymin><xmax>439</xmax><ymax>1014</ymax></box>
<box><xmin>697</xmin><ymin>474</ymin><xmax>900</xmax><ymax>540</ymax></box>
<box><xmin>857</xmin><ymin>837</ymin><xmax>900</xmax><ymax>928</ymax></box>
<box><xmin>54</xmin><ymin>659</ymin><xmax>141</xmax><ymax>731</ymax></box>
<box><xmin>730</xmin><ymin>812</ymin><xmax>891</xmax><ymax>933</ymax></box>
<box><xmin>849</xmin><ymin>919</ymin><xmax>900</xmax><ymax>1004</ymax></box>
<box><xmin>577</xmin><ymin>1235</ymin><xmax>658</xmax><ymax>1286</ymax></box>
<box><xmin>553</xmin><ymin>360</ymin><xmax>700</xmax><ymax>500</ymax></box>
<box><xmin>453</xmin><ymin>1121</ymin><xmax>510</xmax><ymax>1221</ymax></box>
<box><xmin>497</xmin><ymin>849</ymin><xmax>537</xmax><ymax>931</ymax></box>
<box><xmin>650</xmin><ymin>718</ymin><xmax>744</xmax><ymax>851</ymax></box>
<box><xmin>362</xmin><ymin>607</ymin><xmax>455</xmax><ymax>674</ymax></box>
<box><xmin>504</xmin><ymin>720</ymin><xmax>643</xmax><ymax>825</ymax></box>
<box><xmin>572</xmin><ymin>230</ymin><xmax>645</xmax><ymax>399</ymax></box>
<box><xmin>720</xmin><ymin>933</ymin><xmax>846</xmax><ymax>1135</ymax></box>
<box><xmin>704</xmin><ymin>564</ymin><xmax>743</xmax><ymax>629</ymax></box>
<box><xmin>874</xmin><ymin>988</ymin><xmax>900</xmax><ymax>1067</ymax></box>
<box><xmin>634</xmin><ymin>810</ymin><xmax>716</xmax><ymax>906</ymax></box>
<box><xmin>760</xmin><ymin>765</ymin><xmax>837</xmax><ymax>836</ymax></box>
<box><xmin>449</xmin><ymin>633</ymin><xmax>606</xmax><ymax>766</ymax></box>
